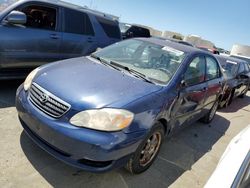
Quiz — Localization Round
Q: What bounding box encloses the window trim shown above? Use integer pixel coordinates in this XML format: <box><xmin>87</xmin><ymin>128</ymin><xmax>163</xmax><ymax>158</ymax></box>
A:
<box><xmin>205</xmin><ymin>55</ymin><xmax>221</xmax><ymax>81</ymax></box>
<box><xmin>9</xmin><ymin>2</ymin><xmax>60</xmax><ymax>32</ymax></box>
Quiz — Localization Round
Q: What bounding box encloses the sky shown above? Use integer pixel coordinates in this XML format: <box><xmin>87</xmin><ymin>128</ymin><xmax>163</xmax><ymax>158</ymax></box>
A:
<box><xmin>66</xmin><ymin>0</ymin><xmax>250</xmax><ymax>50</ymax></box>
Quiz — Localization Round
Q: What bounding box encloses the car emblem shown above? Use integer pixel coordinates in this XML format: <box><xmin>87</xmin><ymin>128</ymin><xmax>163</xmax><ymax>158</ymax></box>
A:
<box><xmin>39</xmin><ymin>93</ymin><xmax>49</xmax><ymax>104</ymax></box>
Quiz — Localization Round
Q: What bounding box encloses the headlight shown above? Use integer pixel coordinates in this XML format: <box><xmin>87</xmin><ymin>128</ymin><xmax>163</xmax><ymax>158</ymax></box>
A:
<box><xmin>70</xmin><ymin>108</ymin><xmax>134</xmax><ymax>131</ymax></box>
<box><xmin>24</xmin><ymin>68</ymin><xmax>40</xmax><ymax>91</ymax></box>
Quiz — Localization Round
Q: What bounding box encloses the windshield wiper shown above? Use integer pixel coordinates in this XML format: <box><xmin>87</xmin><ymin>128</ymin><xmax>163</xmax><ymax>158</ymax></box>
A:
<box><xmin>109</xmin><ymin>61</ymin><xmax>155</xmax><ymax>84</ymax></box>
<box><xmin>90</xmin><ymin>54</ymin><xmax>121</xmax><ymax>71</ymax></box>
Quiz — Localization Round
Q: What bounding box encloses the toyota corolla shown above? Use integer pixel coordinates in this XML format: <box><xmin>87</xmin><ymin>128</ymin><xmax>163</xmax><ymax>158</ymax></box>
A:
<box><xmin>16</xmin><ymin>38</ymin><xmax>224</xmax><ymax>174</ymax></box>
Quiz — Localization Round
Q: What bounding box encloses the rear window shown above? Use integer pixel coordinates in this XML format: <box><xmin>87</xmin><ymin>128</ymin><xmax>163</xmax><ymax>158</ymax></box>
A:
<box><xmin>128</xmin><ymin>26</ymin><xmax>150</xmax><ymax>37</ymax></box>
<box><xmin>64</xmin><ymin>8</ymin><xmax>94</xmax><ymax>36</ymax></box>
<box><xmin>96</xmin><ymin>16</ymin><xmax>121</xmax><ymax>39</ymax></box>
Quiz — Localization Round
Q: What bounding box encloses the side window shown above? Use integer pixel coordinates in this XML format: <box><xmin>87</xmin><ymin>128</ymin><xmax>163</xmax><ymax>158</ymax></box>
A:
<box><xmin>18</xmin><ymin>5</ymin><xmax>57</xmax><ymax>30</ymax></box>
<box><xmin>64</xmin><ymin>8</ymin><xmax>94</xmax><ymax>36</ymax></box>
<box><xmin>184</xmin><ymin>57</ymin><xmax>205</xmax><ymax>86</ymax></box>
<box><xmin>96</xmin><ymin>17</ymin><xmax>120</xmax><ymax>39</ymax></box>
<box><xmin>244</xmin><ymin>63</ymin><xmax>249</xmax><ymax>72</ymax></box>
<box><xmin>206</xmin><ymin>57</ymin><xmax>220</xmax><ymax>80</ymax></box>
<box><xmin>238</xmin><ymin>63</ymin><xmax>245</xmax><ymax>74</ymax></box>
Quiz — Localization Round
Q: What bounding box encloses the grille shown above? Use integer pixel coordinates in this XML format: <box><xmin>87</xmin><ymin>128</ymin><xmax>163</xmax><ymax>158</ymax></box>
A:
<box><xmin>28</xmin><ymin>83</ymin><xmax>70</xmax><ymax>118</ymax></box>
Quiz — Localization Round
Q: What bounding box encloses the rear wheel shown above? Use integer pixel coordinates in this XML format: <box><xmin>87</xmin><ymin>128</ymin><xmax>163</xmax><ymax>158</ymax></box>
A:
<box><xmin>239</xmin><ymin>86</ymin><xmax>248</xmax><ymax>98</ymax></box>
<box><xmin>125</xmin><ymin>122</ymin><xmax>164</xmax><ymax>174</ymax></box>
<box><xmin>201</xmin><ymin>100</ymin><xmax>219</xmax><ymax>124</ymax></box>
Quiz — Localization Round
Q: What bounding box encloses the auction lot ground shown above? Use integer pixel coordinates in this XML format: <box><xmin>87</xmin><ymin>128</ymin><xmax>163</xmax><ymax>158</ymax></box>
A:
<box><xmin>1</xmin><ymin>80</ymin><xmax>250</xmax><ymax>188</ymax></box>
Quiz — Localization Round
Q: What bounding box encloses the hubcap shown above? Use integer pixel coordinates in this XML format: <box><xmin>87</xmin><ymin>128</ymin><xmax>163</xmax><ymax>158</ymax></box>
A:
<box><xmin>139</xmin><ymin>132</ymin><xmax>162</xmax><ymax>167</ymax></box>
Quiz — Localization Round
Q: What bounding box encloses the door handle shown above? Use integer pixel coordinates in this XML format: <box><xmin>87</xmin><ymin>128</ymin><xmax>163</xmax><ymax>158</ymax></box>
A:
<box><xmin>50</xmin><ymin>34</ymin><xmax>60</xmax><ymax>39</ymax></box>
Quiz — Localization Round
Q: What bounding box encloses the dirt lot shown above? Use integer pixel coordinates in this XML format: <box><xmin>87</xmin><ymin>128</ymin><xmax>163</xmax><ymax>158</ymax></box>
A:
<box><xmin>1</xmin><ymin>80</ymin><xmax>250</xmax><ymax>188</ymax></box>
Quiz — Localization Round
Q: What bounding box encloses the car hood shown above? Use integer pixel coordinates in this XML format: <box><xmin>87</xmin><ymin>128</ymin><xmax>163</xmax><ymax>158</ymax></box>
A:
<box><xmin>34</xmin><ymin>57</ymin><xmax>163</xmax><ymax>110</ymax></box>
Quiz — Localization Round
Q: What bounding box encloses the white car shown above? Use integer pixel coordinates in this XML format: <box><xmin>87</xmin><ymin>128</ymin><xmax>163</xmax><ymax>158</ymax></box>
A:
<box><xmin>205</xmin><ymin>125</ymin><xmax>250</xmax><ymax>188</ymax></box>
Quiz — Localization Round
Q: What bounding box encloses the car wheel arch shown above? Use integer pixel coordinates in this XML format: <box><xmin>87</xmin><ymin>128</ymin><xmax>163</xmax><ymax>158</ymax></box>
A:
<box><xmin>157</xmin><ymin>118</ymin><xmax>170</xmax><ymax>135</ymax></box>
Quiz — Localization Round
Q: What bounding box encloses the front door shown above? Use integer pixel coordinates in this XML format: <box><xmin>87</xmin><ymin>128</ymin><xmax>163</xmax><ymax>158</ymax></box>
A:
<box><xmin>171</xmin><ymin>56</ymin><xmax>207</xmax><ymax>128</ymax></box>
<box><xmin>0</xmin><ymin>3</ymin><xmax>62</xmax><ymax>68</ymax></box>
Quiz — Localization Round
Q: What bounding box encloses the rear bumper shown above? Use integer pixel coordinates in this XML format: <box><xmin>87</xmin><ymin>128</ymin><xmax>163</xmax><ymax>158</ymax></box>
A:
<box><xmin>16</xmin><ymin>85</ymin><xmax>146</xmax><ymax>172</ymax></box>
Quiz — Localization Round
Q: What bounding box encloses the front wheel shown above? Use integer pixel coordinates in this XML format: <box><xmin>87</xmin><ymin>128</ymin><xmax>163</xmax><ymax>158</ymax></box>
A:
<box><xmin>125</xmin><ymin>122</ymin><xmax>164</xmax><ymax>174</ymax></box>
<box><xmin>201</xmin><ymin>100</ymin><xmax>219</xmax><ymax>124</ymax></box>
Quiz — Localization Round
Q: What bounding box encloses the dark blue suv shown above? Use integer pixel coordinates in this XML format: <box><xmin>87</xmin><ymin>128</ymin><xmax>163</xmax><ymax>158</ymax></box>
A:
<box><xmin>0</xmin><ymin>0</ymin><xmax>121</xmax><ymax>79</ymax></box>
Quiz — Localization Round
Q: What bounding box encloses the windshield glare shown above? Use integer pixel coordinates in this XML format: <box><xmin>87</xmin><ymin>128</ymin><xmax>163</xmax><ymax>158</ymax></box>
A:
<box><xmin>94</xmin><ymin>39</ymin><xmax>186</xmax><ymax>85</ymax></box>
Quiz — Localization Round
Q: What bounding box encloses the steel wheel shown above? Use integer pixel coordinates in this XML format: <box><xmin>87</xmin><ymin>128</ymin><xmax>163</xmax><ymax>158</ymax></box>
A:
<box><xmin>139</xmin><ymin>132</ymin><xmax>162</xmax><ymax>167</ymax></box>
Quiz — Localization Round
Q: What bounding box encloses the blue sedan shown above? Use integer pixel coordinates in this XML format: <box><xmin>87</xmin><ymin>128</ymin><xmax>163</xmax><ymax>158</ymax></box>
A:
<box><xmin>16</xmin><ymin>38</ymin><xmax>224</xmax><ymax>174</ymax></box>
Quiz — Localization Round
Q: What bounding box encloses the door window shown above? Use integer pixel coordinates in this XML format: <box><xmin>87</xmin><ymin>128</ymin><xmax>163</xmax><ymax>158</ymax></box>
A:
<box><xmin>238</xmin><ymin>63</ymin><xmax>245</xmax><ymax>74</ymax></box>
<box><xmin>64</xmin><ymin>8</ymin><xmax>94</xmax><ymax>36</ymax></box>
<box><xmin>96</xmin><ymin>16</ymin><xmax>120</xmax><ymax>39</ymax></box>
<box><xmin>185</xmin><ymin>57</ymin><xmax>206</xmax><ymax>86</ymax></box>
<box><xmin>206</xmin><ymin>57</ymin><xmax>220</xmax><ymax>80</ymax></box>
<box><xmin>19</xmin><ymin>5</ymin><xmax>57</xmax><ymax>30</ymax></box>
<box><xmin>244</xmin><ymin>63</ymin><xmax>249</xmax><ymax>72</ymax></box>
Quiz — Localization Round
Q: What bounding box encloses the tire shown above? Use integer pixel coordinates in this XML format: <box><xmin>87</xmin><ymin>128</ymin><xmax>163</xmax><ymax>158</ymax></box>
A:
<box><xmin>239</xmin><ymin>86</ymin><xmax>248</xmax><ymax>98</ymax></box>
<box><xmin>223</xmin><ymin>89</ymin><xmax>233</xmax><ymax>108</ymax></box>
<box><xmin>227</xmin><ymin>89</ymin><xmax>234</xmax><ymax>106</ymax></box>
<box><xmin>201</xmin><ymin>100</ymin><xmax>219</xmax><ymax>124</ymax></box>
<box><xmin>125</xmin><ymin>122</ymin><xmax>164</xmax><ymax>174</ymax></box>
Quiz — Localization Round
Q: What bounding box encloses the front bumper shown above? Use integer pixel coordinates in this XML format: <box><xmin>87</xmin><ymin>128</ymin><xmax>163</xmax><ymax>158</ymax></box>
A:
<box><xmin>16</xmin><ymin>85</ymin><xmax>146</xmax><ymax>172</ymax></box>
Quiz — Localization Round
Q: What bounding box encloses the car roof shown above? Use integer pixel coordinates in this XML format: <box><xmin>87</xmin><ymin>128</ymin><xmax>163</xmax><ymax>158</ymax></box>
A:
<box><xmin>18</xmin><ymin>0</ymin><xmax>118</xmax><ymax>21</ymax></box>
<box><xmin>137</xmin><ymin>37</ymin><xmax>208</xmax><ymax>55</ymax></box>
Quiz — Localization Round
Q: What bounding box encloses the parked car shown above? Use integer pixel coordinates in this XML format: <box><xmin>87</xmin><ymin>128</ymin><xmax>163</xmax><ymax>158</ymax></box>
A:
<box><xmin>198</xmin><ymin>46</ymin><xmax>220</xmax><ymax>55</ymax></box>
<box><xmin>231</xmin><ymin>55</ymin><xmax>250</xmax><ymax>67</ymax></box>
<box><xmin>167</xmin><ymin>38</ymin><xmax>194</xmax><ymax>47</ymax></box>
<box><xmin>151</xmin><ymin>36</ymin><xmax>194</xmax><ymax>47</ymax></box>
<box><xmin>119</xmin><ymin>22</ymin><xmax>151</xmax><ymax>39</ymax></box>
<box><xmin>0</xmin><ymin>0</ymin><xmax>121</xmax><ymax>79</ymax></box>
<box><xmin>216</xmin><ymin>55</ymin><xmax>250</xmax><ymax>107</ymax></box>
<box><xmin>16</xmin><ymin>38</ymin><xmax>224</xmax><ymax>174</ymax></box>
<box><xmin>205</xmin><ymin>125</ymin><xmax>250</xmax><ymax>188</ymax></box>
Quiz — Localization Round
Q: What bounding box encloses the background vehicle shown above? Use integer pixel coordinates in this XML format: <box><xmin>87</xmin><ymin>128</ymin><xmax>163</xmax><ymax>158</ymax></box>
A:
<box><xmin>197</xmin><ymin>46</ymin><xmax>220</xmax><ymax>55</ymax></box>
<box><xmin>16</xmin><ymin>38</ymin><xmax>224</xmax><ymax>174</ymax></box>
<box><xmin>119</xmin><ymin>22</ymin><xmax>151</xmax><ymax>39</ymax></box>
<box><xmin>231</xmin><ymin>55</ymin><xmax>250</xmax><ymax>67</ymax></box>
<box><xmin>205</xmin><ymin>125</ymin><xmax>250</xmax><ymax>188</ymax></box>
<box><xmin>216</xmin><ymin>55</ymin><xmax>250</xmax><ymax>107</ymax></box>
<box><xmin>0</xmin><ymin>0</ymin><xmax>121</xmax><ymax>79</ymax></box>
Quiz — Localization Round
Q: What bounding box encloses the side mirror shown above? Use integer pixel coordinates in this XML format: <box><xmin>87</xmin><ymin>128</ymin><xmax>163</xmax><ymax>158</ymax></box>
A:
<box><xmin>6</xmin><ymin>11</ymin><xmax>27</xmax><ymax>25</ymax></box>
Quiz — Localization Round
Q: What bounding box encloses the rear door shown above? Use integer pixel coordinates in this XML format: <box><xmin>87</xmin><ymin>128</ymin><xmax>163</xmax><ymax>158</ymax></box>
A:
<box><xmin>203</xmin><ymin>56</ymin><xmax>223</xmax><ymax>110</ymax></box>
<box><xmin>172</xmin><ymin>56</ymin><xmax>207</xmax><ymax>127</ymax></box>
<box><xmin>60</xmin><ymin>8</ymin><xmax>97</xmax><ymax>59</ymax></box>
<box><xmin>235</xmin><ymin>63</ymin><xmax>246</xmax><ymax>96</ymax></box>
<box><xmin>0</xmin><ymin>3</ymin><xmax>62</xmax><ymax>68</ymax></box>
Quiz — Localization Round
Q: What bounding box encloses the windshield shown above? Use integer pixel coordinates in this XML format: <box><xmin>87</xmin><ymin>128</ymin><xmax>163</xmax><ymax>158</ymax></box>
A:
<box><xmin>0</xmin><ymin>0</ymin><xmax>17</xmax><ymax>12</ymax></box>
<box><xmin>221</xmin><ymin>60</ymin><xmax>239</xmax><ymax>78</ymax></box>
<box><xmin>93</xmin><ymin>39</ymin><xmax>186</xmax><ymax>85</ymax></box>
